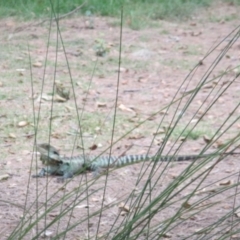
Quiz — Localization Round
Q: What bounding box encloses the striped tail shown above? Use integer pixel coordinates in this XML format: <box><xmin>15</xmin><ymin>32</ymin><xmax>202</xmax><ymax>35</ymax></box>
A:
<box><xmin>90</xmin><ymin>155</ymin><xmax>150</xmax><ymax>170</ymax></box>
<box><xmin>89</xmin><ymin>154</ymin><xmax>206</xmax><ymax>171</ymax></box>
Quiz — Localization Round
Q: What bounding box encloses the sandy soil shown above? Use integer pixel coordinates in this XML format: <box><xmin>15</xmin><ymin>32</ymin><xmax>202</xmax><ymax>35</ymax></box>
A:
<box><xmin>1</xmin><ymin>3</ymin><xmax>240</xmax><ymax>239</ymax></box>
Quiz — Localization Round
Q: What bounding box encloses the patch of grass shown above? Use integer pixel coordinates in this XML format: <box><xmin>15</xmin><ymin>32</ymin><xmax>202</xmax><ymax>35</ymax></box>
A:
<box><xmin>160</xmin><ymin>29</ymin><xmax>170</xmax><ymax>35</ymax></box>
<box><xmin>171</xmin><ymin>124</ymin><xmax>213</xmax><ymax>140</ymax></box>
<box><xmin>150</xmin><ymin>0</ymin><xmax>210</xmax><ymax>21</ymax></box>
<box><xmin>122</xmin><ymin>57</ymin><xmax>151</xmax><ymax>70</ymax></box>
<box><xmin>176</xmin><ymin>44</ymin><xmax>202</xmax><ymax>56</ymax></box>
<box><xmin>0</xmin><ymin>0</ymin><xmax>213</xmax><ymax>25</ymax></box>
<box><xmin>209</xmin><ymin>13</ymin><xmax>238</xmax><ymax>23</ymax></box>
<box><xmin>162</xmin><ymin>58</ymin><xmax>194</xmax><ymax>70</ymax></box>
<box><xmin>0</xmin><ymin>94</ymin><xmax>7</xmax><ymax>100</ymax></box>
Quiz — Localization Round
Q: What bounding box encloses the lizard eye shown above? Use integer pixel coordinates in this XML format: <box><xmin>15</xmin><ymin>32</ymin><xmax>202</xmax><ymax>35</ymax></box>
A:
<box><xmin>53</xmin><ymin>150</ymin><xmax>59</xmax><ymax>155</ymax></box>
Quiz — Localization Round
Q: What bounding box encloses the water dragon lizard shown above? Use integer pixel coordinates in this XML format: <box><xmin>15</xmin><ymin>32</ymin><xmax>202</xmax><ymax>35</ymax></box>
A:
<box><xmin>32</xmin><ymin>143</ymin><xmax>237</xmax><ymax>180</ymax></box>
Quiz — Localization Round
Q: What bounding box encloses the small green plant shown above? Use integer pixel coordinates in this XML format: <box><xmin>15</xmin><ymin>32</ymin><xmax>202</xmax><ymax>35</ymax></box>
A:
<box><xmin>171</xmin><ymin>125</ymin><xmax>213</xmax><ymax>140</ymax></box>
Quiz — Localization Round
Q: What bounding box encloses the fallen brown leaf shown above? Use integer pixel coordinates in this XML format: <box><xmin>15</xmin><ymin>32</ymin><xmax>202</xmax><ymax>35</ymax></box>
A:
<box><xmin>182</xmin><ymin>201</ymin><xmax>191</xmax><ymax>209</ymax></box>
<box><xmin>128</xmin><ymin>134</ymin><xmax>144</xmax><ymax>140</ymax></box>
<box><xmin>54</xmin><ymin>94</ymin><xmax>68</xmax><ymax>102</ymax></box>
<box><xmin>96</xmin><ymin>102</ymin><xmax>107</xmax><ymax>107</ymax></box>
<box><xmin>18</xmin><ymin>121</ymin><xmax>28</xmax><ymax>127</ymax></box>
<box><xmin>55</xmin><ymin>82</ymin><xmax>70</xmax><ymax>100</ymax></box>
<box><xmin>203</xmin><ymin>135</ymin><xmax>212</xmax><ymax>144</ymax></box>
<box><xmin>33</xmin><ymin>62</ymin><xmax>42</xmax><ymax>68</ymax></box>
<box><xmin>89</xmin><ymin>144</ymin><xmax>97</xmax><ymax>150</ymax></box>
<box><xmin>9</xmin><ymin>133</ymin><xmax>16</xmax><ymax>139</ymax></box>
<box><xmin>234</xmin><ymin>209</ymin><xmax>240</xmax><ymax>218</ymax></box>
<box><xmin>118</xmin><ymin>202</ymin><xmax>130</xmax><ymax>213</ymax></box>
<box><xmin>218</xmin><ymin>180</ymin><xmax>232</xmax><ymax>186</ymax></box>
<box><xmin>0</xmin><ymin>174</ymin><xmax>9</xmax><ymax>181</ymax></box>
<box><xmin>118</xmin><ymin>104</ymin><xmax>136</xmax><ymax>113</ymax></box>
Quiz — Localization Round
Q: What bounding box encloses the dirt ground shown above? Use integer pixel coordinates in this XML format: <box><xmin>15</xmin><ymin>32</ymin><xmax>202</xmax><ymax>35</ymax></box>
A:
<box><xmin>1</xmin><ymin>3</ymin><xmax>240</xmax><ymax>239</ymax></box>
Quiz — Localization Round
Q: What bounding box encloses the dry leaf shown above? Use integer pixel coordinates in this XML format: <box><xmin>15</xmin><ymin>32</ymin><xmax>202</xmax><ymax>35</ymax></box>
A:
<box><xmin>118</xmin><ymin>202</ymin><xmax>130</xmax><ymax>213</ymax></box>
<box><xmin>191</xmin><ymin>31</ymin><xmax>202</xmax><ymax>36</ymax></box>
<box><xmin>76</xmin><ymin>145</ymin><xmax>84</xmax><ymax>150</ymax></box>
<box><xmin>128</xmin><ymin>134</ymin><xmax>144</xmax><ymax>140</ymax></box>
<box><xmin>89</xmin><ymin>144</ymin><xmax>97</xmax><ymax>150</ymax></box>
<box><xmin>91</xmin><ymin>197</ymin><xmax>100</xmax><ymax>202</ymax></box>
<box><xmin>97</xmin><ymin>143</ymin><xmax>103</xmax><ymax>148</ymax></box>
<box><xmin>179</xmin><ymin>137</ymin><xmax>186</xmax><ymax>142</ymax></box>
<box><xmin>9</xmin><ymin>133</ymin><xmax>16</xmax><ymax>139</ymax></box>
<box><xmin>118</xmin><ymin>104</ymin><xmax>135</xmax><ymax>113</ymax></box>
<box><xmin>138</xmin><ymin>77</ymin><xmax>148</xmax><ymax>83</ymax></box>
<box><xmin>147</xmin><ymin>115</ymin><xmax>156</xmax><ymax>121</ymax></box>
<box><xmin>49</xmin><ymin>213</ymin><xmax>59</xmax><ymax>217</ymax></box>
<box><xmin>153</xmin><ymin>128</ymin><xmax>165</xmax><ymax>135</ymax></box>
<box><xmin>116</xmin><ymin>67</ymin><xmax>127</xmax><ymax>73</ymax></box>
<box><xmin>154</xmin><ymin>138</ymin><xmax>163</xmax><ymax>146</ymax></box>
<box><xmin>159</xmin><ymin>110</ymin><xmax>168</xmax><ymax>115</ymax></box>
<box><xmin>120</xmin><ymin>211</ymin><xmax>127</xmax><ymax>216</ymax></box>
<box><xmin>55</xmin><ymin>82</ymin><xmax>70</xmax><ymax>100</ymax></box>
<box><xmin>234</xmin><ymin>209</ymin><xmax>240</xmax><ymax>218</ymax></box>
<box><xmin>65</xmin><ymin>105</ymin><xmax>73</xmax><ymax>112</ymax></box>
<box><xmin>231</xmin><ymin>235</ymin><xmax>240</xmax><ymax>239</ymax></box>
<box><xmin>75</xmin><ymin>205</ymin><xmax>91</xmax><ymax>209</ymax></box>
<box><xmin>96</xmin><ymin>102</ymin><xmax>107</xmax><ymax>107</ymax></box>
<box><xmin>0</xmin><ymin>174</ymin><xmax>9</xmax><ymax>181</ymax></box>
<box><xmin>169</xmin><ymin>174</ymin><xmax>178</xmax><ymax>179</ymax></box>
<box><xmin>162</xmin><ymin>233</ymin><xmax>172</xmax><ymax>238</ymax></box>
<box><xmin>195</xmin><ymin>188</ymin><xmax>206</xmax><ymax>195</ymax></box>
<box><xmin>190</xmin><ymin>118</ymin><xmax>198</xmax><ymax>124</ymax></box>
<box><xmin>40</xmin><ymin>230</ymin><xmax>53</xmax><ymax>237</ymax></box>
<box><xmin>18</xmin><ymin>121</ymin><xmax>28</xmax><ymax>127</ymax></box>
<box><xmin>121</xmin><ymin>80</ymin><xmax>128</xmax><ymax>85</ymax></box>
<box><xmin>203</xmin><ymin>135</ymin><xmax>212</xmax><ymax>144</ymax></box>
<box><xmin>195</xmin><ymin>228</ymin><xmax>207</xmax><ymax>234</ymax></box>
<box><xmin>203</xmin><ymin>84</ymin><xmax>213</xmax><ymax>89</ymax></box>
<box><xmin>16</xmin><ymin>68</ymin><xmax>25</xmax><ymax>74</ymax></box>
<box><xmin>54</xmin><ymin>94</ymin><xmax>67</xmax><ymax>102</ymax></box>
<box><xmin>219</xmin><ymin>180</ymin><xmax>232</xmax><ymax>186</ymax></box>
<box><xmin>215</xmin><ymin>140</ymin><xmax>224</xmax><ymax>148</ymax></box>
<box><xmin>51</xmin><ymin>132</ymin><xmax>62</xmax><ymax>139</ymax></box>
<box><xmin>182</xmin><ymin>201</ymin><xmax>191</xmax><ymax>209</ymax></box>
<box><xmin>190</xmin><ymin>22</ymin><xmax>197</xmax><ymax>26</ymax></box>
<box><xmin>40</xmin><ymin>94</ymin><xmax>53</xmax><ymax>101</ymax></box>
<box><xmin>33</xmin><ymin>62</ymin><xmax>42</xmax><ymax>68</ymax></box>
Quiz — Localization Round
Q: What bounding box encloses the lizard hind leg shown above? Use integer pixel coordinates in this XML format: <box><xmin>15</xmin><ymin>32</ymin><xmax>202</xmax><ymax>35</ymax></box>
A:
<box><xmin>92</xmin><ymin>167</ymin><xmax>108</xmax><ymax>178</ymax></box>
<box><xmin>63</xmin><ymin>171</ymin><xmax>74</xmax><ymax>178</ymax></box>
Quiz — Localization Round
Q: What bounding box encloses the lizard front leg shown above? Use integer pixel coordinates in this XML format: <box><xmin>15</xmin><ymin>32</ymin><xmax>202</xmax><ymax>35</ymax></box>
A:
<box><xmin>56</xmin><ymin>171</ymin><xmax>74</xmax><ymax>183</ymax></box>
<box><xmin>32</xmin><ymin>165</ymin><xmax>60</xmax><ymax>178</ymax></box>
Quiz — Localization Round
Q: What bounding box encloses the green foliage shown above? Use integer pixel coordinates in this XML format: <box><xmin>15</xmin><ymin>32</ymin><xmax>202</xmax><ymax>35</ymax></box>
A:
<box><xmin>0</xmin><ymin>0</ymin><xmax>238</xmax><ymax>29</ymax></box>
<box><xmin>0</xmin><ymin>0</ymin><xmax>216</xmax><ymax>21</ymax></box>
<box><xmin>172</xmin><ymin>125</ymin><xmax>213</xmax><ymax>140</ymax></box>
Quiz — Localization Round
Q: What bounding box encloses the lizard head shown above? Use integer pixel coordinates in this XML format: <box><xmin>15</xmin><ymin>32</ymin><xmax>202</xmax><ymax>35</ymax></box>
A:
<box><xmin>36</xmin><ymin>143</ymin><xmax>62</xmax><ymax>163</ymax></box>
